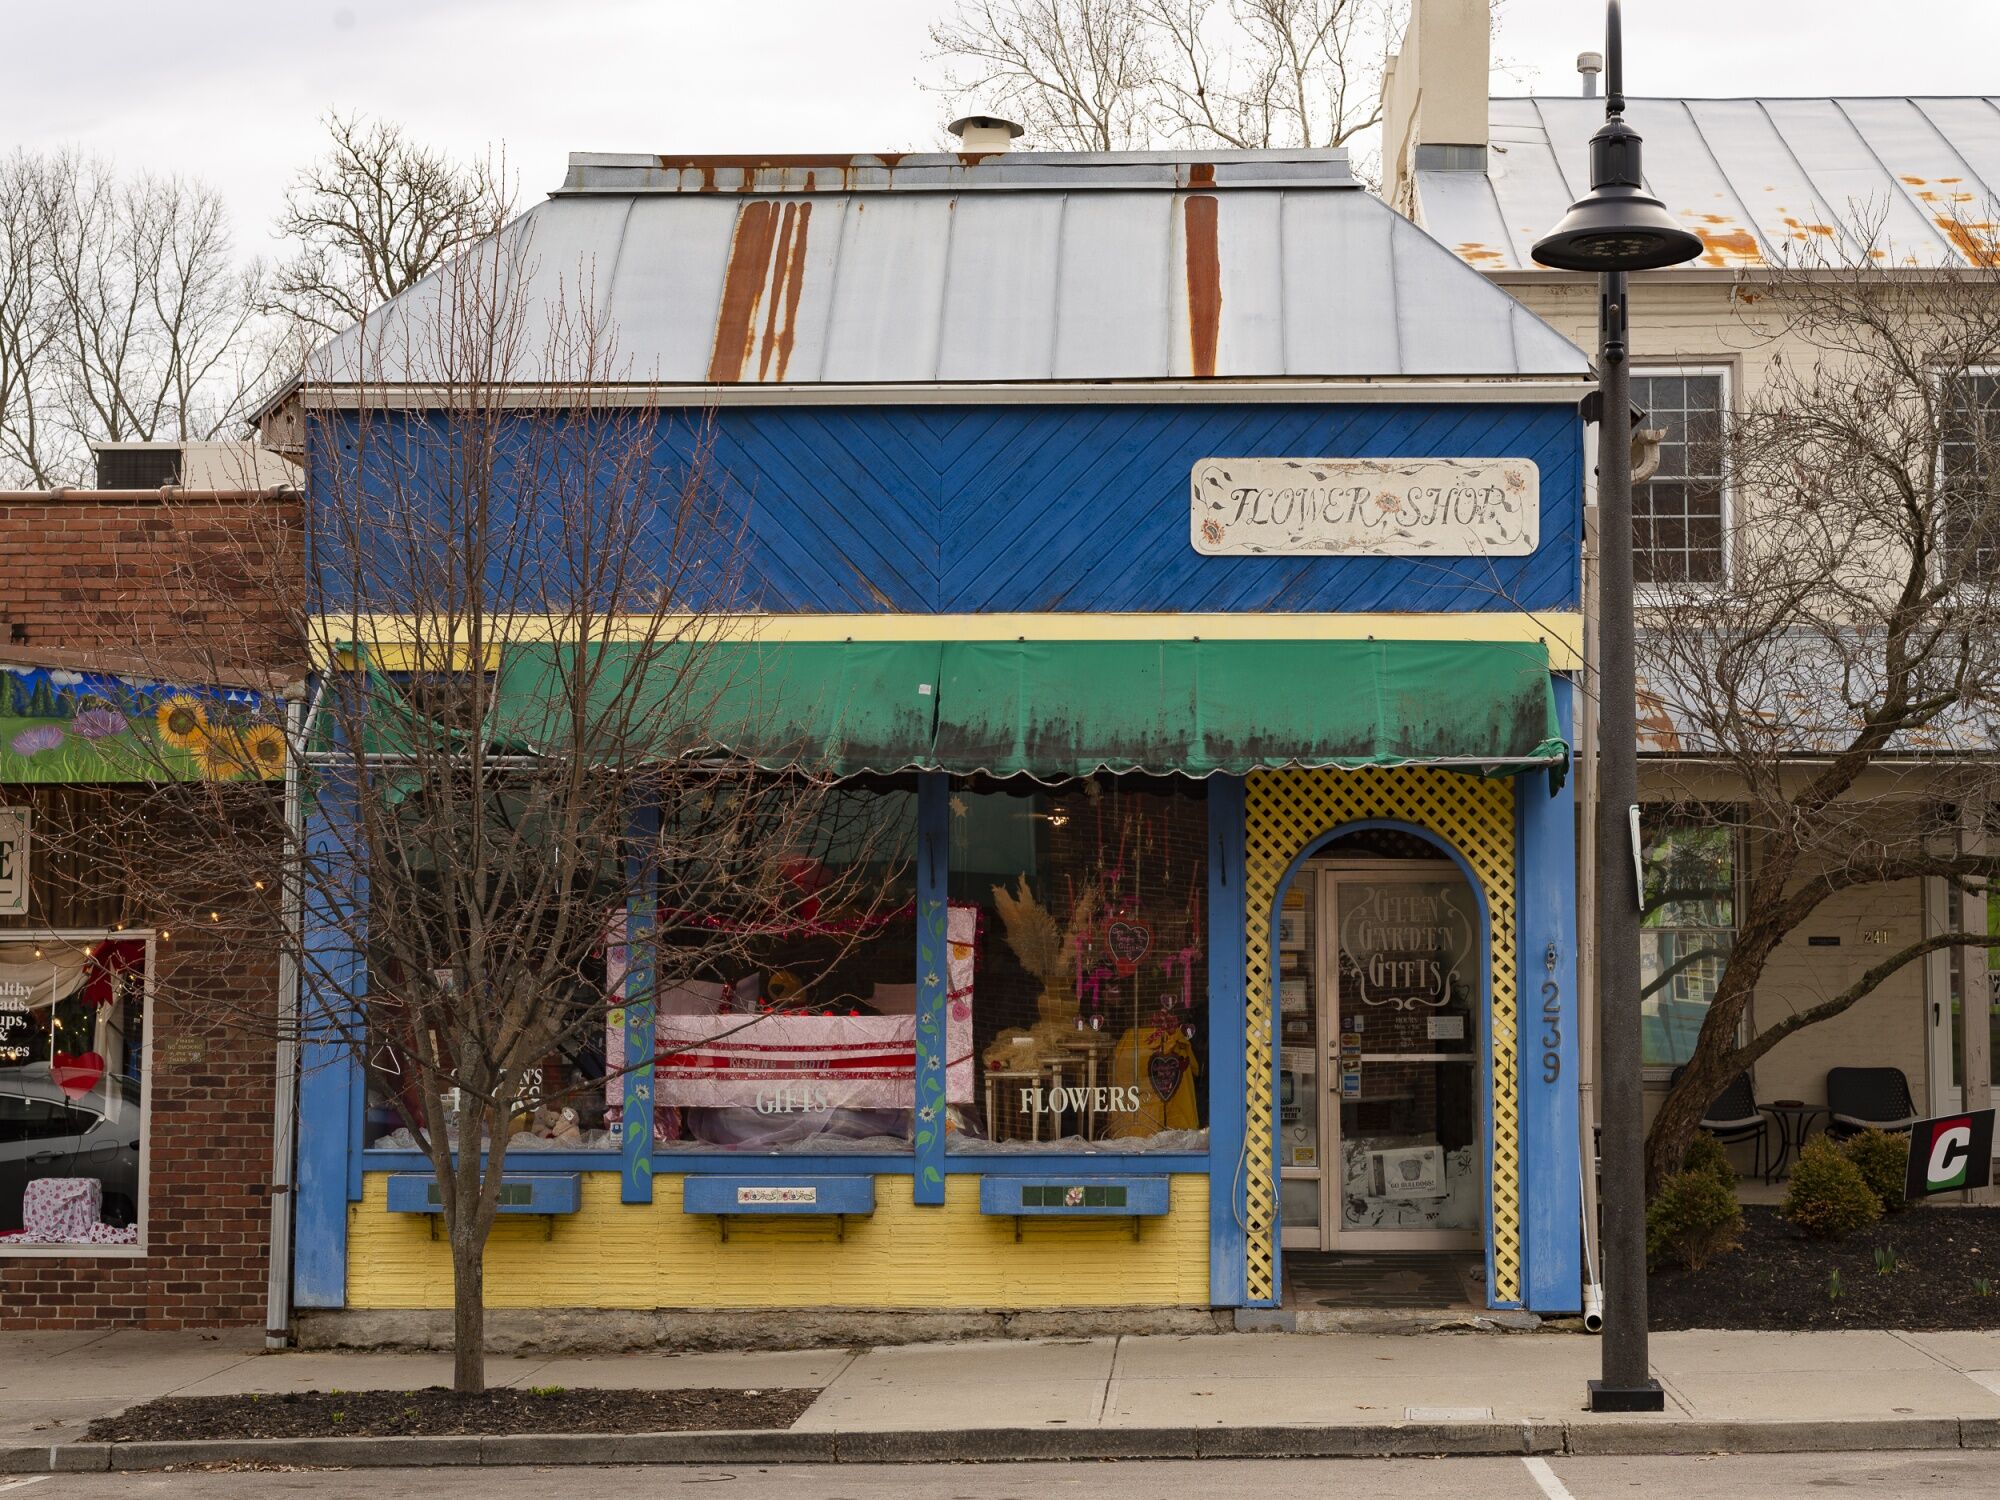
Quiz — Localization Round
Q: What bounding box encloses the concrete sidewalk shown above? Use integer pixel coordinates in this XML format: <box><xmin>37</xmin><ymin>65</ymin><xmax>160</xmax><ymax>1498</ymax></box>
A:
<box><xmin>4</xmin><ymin>1326</ymin><xmax>1999</xmax><ymax>1461</ymax></box>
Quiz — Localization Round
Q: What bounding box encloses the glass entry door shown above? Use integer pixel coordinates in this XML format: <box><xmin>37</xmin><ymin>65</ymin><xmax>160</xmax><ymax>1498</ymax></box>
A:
<box><xmin>1289</xmin><ymin>861</ymin><xmax>1484</xmax><ymax>1251</ymax></box>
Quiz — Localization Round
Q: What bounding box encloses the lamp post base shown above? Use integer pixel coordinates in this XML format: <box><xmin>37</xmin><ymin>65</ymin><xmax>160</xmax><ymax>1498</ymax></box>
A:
<box><xmin>1587</xmin><ymin>1378</ymin><xmax>1666</xmax><ymax>1413</ymax></box>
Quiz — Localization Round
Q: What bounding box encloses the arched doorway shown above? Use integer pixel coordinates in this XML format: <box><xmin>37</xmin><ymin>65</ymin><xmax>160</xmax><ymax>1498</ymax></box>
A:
<box><xmin>1274</xmin><ymin>826</ymin><xmax>1490</xmax><ymax>1254</ymax></box>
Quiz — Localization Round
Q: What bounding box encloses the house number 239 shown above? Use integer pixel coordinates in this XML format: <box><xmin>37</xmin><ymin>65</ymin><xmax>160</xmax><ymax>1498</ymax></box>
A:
<box><xmin>1540</xmin><ymin>943</ymin><xmax>1562</xmax><ymax>1084</ymax></box>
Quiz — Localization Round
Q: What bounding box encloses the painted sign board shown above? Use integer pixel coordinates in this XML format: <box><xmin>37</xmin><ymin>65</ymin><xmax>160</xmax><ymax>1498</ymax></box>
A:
<box><xmin>1902</xmin><ymin>1110</ymin><xmax>1995</xmax><ymax>1198</ymax></box>
<box><xmin>1191</xmin><ymin>457</ymin><xmax>1540</xmax><ymax>557</ymax></box>
<box><xmin>0</xmin><ymin>807</ymin><xmax>26</xmax><ymax>918</ymax></box>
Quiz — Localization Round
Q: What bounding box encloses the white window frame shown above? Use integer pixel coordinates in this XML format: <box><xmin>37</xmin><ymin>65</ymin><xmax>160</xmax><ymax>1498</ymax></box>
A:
<box><xmin>1936</xmin><ymin>365</ymin><xmax>2000</xmax><ymax>591</ymax></box>
<box><xmin>0</xmin><ymin>927</ymin><xmax>155</xmax><ymax>1259</ymax></box>
<box><xmin>1631</xmin><ymin>364</ymin><xmax>1734</xmax><ymax>598</ymax></box>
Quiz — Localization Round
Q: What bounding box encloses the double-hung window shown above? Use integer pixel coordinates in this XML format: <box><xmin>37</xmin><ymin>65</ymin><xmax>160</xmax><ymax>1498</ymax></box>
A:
<box><xmin>1631</xmin><ymin>371</ymin><xmax>1728</xmax><ymax>586</ymax></box>
<box><xmin>1941</xmin><ymin>371</ymin><xmax>2000</xmax><ymax>582</ymax></box>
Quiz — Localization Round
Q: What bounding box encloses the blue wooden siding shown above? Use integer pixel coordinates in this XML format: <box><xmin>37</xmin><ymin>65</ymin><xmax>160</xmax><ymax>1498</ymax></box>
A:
<box><xmin>309</xmin><ymin>402</ymin><xmax>1580</xmax><ymax>615</ymax></box>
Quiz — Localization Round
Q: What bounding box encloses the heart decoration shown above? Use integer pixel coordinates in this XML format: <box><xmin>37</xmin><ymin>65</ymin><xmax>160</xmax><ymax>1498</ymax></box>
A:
<box><xmin>1105</xmin><ymin>918</ymin><xmax>1153</xmax><ymax>976</ymax></box>
<box><xmin>1148</xmin><ymin>1050</ymin><xmax>1186</xmax><ymax>1102</ymax></box>
<box><xmin>51</xmin><ymin>1050</ymin><xmax>106</xmax><ymax>1100</ymax></box>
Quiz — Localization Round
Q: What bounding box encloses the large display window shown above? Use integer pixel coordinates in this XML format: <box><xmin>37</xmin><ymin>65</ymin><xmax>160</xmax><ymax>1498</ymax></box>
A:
<box><xmin>948</xmin><ymin>775</ymin><xmax>1208</xmax><ymax>1155</ymax></box>
<box><xmin>609</xmin><ymin>782</ymin><xmax>920</xmax><ymax>1154</ymax></box>
<box><xmin>0</xmin><ymin>935</ymin><xmax>148</xmax><ymax>1251</ymax></box>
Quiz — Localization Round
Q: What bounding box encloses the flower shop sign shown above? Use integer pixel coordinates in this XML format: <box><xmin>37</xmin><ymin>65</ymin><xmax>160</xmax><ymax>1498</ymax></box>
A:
<box><xmin>1189</xmin><ymin>457</ymin><xmax>1540</xmax><ymax>556</ymax></box>
<box><xmin>0</xmin><ymin>806</ymin><xmax>26</xmax><ymax>917</ymax></box>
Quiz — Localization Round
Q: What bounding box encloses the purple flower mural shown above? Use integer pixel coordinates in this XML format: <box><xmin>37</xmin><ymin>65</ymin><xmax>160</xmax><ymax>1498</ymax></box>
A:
<box><xmin>9</xmin><ymin>725</ymin><xmax>63</xmax><ymax>756</ymax></box>
<box><xmin>71</xmin><ymin>707</ymin><xmax>129</xmax><ymax>740</ymax></box>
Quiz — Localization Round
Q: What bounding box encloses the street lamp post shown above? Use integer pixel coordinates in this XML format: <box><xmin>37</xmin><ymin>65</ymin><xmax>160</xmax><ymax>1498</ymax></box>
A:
<box><xmin>1531</xmin><ymin>0</ymin><xmax>1703</xmax><ymax>1414</ymax></box>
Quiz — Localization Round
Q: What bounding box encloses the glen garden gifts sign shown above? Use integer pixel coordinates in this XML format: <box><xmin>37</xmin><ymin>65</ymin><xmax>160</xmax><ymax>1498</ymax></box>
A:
<box><xmin>1190</xmin><ymin>457</ymin><xmax>1539</xmax><ymax>557</ymax></box>
<box><xmin>0</xmin><ymin>806</ymin><xmax>26</xmax><ymax>918</ymax></box>
<box><xmin>1903</xmin><ymin>1110</ymin><xmax>1996</xmax><ymax>1199</ymax></box>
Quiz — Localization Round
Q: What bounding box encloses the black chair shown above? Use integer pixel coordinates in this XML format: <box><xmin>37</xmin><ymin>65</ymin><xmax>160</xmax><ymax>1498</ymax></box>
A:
<box><xmin>1826</xmin><ymin>1067</ymin><xmax>1920</xmax><ymax>1139</ymax></box>
<box><xmin>1670</xmin><ymin>1065</ymin><xmax>1771</xmax><ymax>1182</ymax></box>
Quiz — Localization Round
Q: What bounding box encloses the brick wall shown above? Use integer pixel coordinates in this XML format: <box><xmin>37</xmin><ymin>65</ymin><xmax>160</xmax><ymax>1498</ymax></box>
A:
<box><xmin>0</xmin><ymin>494</ymin><xmax>299</xmax><ymax>661</ymax></box>
<box><xmin>0</xmin><ymin>930</ymin><xmax>278</xmax><ymax>1330</ymax></box>
<box><xmin>2</xmin><ymin>492</ymin><xmax>294</xmax><ymax>1329</ymax></box>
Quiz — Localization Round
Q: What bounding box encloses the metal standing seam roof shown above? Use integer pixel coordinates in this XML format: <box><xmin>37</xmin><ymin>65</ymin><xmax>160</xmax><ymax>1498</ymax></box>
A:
<box><xmin>1418</xmin><ymin>96</ymin><xmax>2000</xmax><ymax>272</ymax></box>
<box><xmin>310</xmin><ymin>148</ymin><xmax>1588</xmax><ymax>389</ymax></box>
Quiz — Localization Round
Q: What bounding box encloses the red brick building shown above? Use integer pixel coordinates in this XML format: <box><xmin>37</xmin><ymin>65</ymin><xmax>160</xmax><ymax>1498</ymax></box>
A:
<box><xmin>1</xmin><ymin>442</ymin><xmax>300</xmax><ymax>1329</ymax></box>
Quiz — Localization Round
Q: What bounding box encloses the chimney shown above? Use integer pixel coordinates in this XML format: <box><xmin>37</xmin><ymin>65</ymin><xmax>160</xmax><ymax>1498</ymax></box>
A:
<box><xmin>947</xmin><ymin>115</ymin><xmax>1024</xmax><ymax>154</ymax></box>
<box><xmin>1577</xmin><ymin>51</ymin><xmax>1604</xmax><ymax>98</ymax></box>
<box><xmin>1382</xmin><ymin>0</ymin><xmax>1492</xmax><ymax>209</ymax></box>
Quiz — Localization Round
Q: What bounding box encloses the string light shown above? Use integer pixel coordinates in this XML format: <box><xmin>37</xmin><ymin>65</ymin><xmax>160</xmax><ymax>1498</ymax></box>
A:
<box><xmin>209</xmin><ymin>911</ymin><xmax>220</xmax><ymax>922</ymax></box>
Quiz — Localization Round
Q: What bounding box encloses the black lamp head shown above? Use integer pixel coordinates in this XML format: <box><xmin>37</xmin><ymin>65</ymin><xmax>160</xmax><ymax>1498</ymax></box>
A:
<box><xmin>1530</xmin><ymin>2</ymin><xmax>1704</xmax><ymax>273</ymax></box>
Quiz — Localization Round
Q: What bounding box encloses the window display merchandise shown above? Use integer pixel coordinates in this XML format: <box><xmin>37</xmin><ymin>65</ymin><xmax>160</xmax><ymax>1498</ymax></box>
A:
<box><xmin>0</xmin><ymin>937</ymin><xmax>146</xmax><ymax>1246</ymax></box>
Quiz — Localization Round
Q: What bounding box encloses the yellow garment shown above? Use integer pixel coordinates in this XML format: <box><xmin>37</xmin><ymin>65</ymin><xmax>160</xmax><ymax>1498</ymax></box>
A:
<box><xmin>1105</xmin><ymin>1027</ymin><xmax>1200</xmax><ymax>1137</ymax></box>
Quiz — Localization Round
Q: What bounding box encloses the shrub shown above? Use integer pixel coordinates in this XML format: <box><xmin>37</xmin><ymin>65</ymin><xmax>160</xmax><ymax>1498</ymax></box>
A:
<box><xmin>1646</xmin><ymin>1168</ymin><xmax>1743</xmax><ymax>1271</ymax></box>
<box><xmin>1841</xmin><ymin>1129</ymin><xmax>1912</xmax><ymax>1214</ymax></box>
<box><xmin>1783</xmin><ymin>1137</ymin><xmax>1883</xmax><ymax>1241</ymax></box>
<box><xmin>1682</xmin><ymin>1130</ymin><xmax>1738</xmax><ymax>1189</ymax></box>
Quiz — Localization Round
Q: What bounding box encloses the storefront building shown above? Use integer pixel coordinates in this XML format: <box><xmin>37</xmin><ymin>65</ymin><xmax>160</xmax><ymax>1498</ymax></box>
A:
<box><xmin>0</xmin><ymin>453</ymin><xmax>296</xmax><ymax>1328</ymax></box>
<box><xmin>283</xmin><ymin>143</ymin><xmax>1594</xmax><ymax>1327</ymax></box>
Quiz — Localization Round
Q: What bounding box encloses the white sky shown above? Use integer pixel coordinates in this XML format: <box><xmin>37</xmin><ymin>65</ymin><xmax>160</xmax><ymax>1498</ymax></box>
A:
<box><xmin>5</xmin><ymin>0</ymin><xmax>1999</xmax><ymax>257</ymax></box>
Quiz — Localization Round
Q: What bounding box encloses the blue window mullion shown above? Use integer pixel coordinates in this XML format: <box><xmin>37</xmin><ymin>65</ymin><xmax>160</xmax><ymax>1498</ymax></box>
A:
<box><xmin>913</xmin><ymin>772</ymin><xmax>949</xmax><ymax>1203</ymax></box>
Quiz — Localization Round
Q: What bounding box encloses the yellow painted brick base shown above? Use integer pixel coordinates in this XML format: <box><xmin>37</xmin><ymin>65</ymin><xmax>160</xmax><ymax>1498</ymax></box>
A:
<box><xmin>346</xmin><ymin>1173</ymin><xmax>1210</xmax><ymax>1310</ymax></box>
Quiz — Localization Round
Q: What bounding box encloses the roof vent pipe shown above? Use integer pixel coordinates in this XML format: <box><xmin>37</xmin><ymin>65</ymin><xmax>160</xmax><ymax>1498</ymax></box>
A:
<box><xmin>947</xmin><ymin>115</ymin><xmax>1025</xmax><ymax>153</ymax></box>
<box><xmin>1577</xmin><ymin>51</ymin><xmax>1604</xmax><ymax>98</ymax></box>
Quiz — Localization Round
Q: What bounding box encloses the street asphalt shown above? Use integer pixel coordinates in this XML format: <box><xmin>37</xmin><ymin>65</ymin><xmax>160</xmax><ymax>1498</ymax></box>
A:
<box><xmin>5</xmin><ymin>1453</ymin><xmax>2000</xmax><ymax>1498</ymax></box>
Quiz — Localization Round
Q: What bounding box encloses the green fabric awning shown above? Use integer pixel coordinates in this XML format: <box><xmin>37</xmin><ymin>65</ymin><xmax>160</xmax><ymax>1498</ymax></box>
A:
<box><xmin>490</xmin><ymin>637</ymin><xmax>1566</xmax><ymax>783</ymax></box>
<box><xmin>931</xmin><ymin>638</ymin><xmax>1567</xmax><ymax>780</ymax></box>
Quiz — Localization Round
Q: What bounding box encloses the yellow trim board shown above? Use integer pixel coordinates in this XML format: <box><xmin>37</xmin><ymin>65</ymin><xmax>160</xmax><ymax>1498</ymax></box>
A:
<box><xmin>313</xmin><ymin>613</ymin><xmax>1584</xmax><ymax>672</ymax></box>
<box><xmin>345</xmin><ymin>1172</ymin><xmax>1210</xmax><ymax>1310</ymax></box>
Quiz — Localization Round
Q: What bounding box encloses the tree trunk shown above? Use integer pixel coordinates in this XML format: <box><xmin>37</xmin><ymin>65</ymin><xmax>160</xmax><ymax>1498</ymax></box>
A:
<box><xmin>448</xmin><ymin>1216</ymin><xmax>486</xmax><ymax>1394</ymax></box>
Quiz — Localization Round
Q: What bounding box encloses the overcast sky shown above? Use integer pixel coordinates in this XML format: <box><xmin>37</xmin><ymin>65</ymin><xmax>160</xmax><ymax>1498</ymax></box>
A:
<box><xmin>5</xmin><ymin>0</ymin><xmax>1999</xmax><ymax>257</ymax></box>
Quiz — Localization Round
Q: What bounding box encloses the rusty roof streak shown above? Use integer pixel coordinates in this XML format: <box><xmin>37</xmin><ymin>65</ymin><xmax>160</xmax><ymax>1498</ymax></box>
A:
<box><xmin>1183</xmin><ymin>195</ymin><xmax>1222</xmax><ymax>379</ymax></box>
<box><xmin>708</xmin><ymin>201</ymin><xmax>781</xmax><ymax>384</ymax></box>
<box><xmin>1423</xmin><ymin>96</ymin><xmax>2000</xmax><ymax>272</ymax></box>
<box><xmin>1692</xmin><ymin>224</ymin><xmax>1765</xmax><ymax>267</ymax></box>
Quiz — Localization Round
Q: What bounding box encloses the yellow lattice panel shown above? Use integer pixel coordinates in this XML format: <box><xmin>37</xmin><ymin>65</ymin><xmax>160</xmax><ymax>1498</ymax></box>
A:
<box><xmin>1242</xmin><ymin>768</ymin><xmax>1518</xmax><ymax>1305</ymax></box>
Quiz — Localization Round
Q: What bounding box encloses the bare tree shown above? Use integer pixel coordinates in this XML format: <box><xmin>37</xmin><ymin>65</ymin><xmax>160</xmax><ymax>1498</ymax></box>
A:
<box><xmin>926</xmin><ymin>0</ymin><xmax>1404</xmax><ymax>151</ymax></box>
<box><xmin>1639</xmin><ymin>215</ymin><xmax>2000</xmax><ymax>1194</ymax></box>
<box><xmin>0</xmin><ymin>149</ymin><xmax>271</xmax><ymax>488</ymax></box>
<box><xmin>266</xmin><ymin>112</ymin><xmax>512</xmax><ymax>339</ymax></box>
<box><xmin>50</xmin><ymin>231</ymin><xmax>905</xmax><ymax>1391</ymax></box>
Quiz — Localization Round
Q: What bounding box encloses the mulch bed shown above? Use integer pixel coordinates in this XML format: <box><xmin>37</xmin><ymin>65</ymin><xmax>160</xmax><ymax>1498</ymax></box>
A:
<box><xmin>1651</xmin><ymin>1204</ymin><xmax>2000</xmax><ymax>1330</ymax></box>
<box><xmin>84</xmin><ymin>1386</ymin><xmax>818</xmax><ymax>1442</ymax></box>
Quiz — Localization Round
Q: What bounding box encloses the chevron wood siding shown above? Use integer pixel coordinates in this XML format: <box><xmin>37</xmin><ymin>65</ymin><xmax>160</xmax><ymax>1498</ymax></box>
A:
<box><xmin>310</xmin><ymin>402</ymin><xmax>1580</xmax><ymax>615</ymax></box>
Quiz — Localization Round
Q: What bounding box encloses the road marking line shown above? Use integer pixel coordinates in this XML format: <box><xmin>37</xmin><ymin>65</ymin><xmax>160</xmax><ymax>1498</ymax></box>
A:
<box><xmin>0</xmin><ymin>1477</ymin><xmax>53</xmax><ymax>1493</ymax></box>
<box><xmin>1522</xmin><ymin>1456</ymin><xmax>1577</xmax><ymax>1500</ymax></box>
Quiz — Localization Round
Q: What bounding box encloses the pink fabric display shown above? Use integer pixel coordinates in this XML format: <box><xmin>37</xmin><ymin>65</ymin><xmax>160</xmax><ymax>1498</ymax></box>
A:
<box><xmin>22</xmin><ymin>1177</ymin><xmax>101</xmax><ymax>1242</ymax></box>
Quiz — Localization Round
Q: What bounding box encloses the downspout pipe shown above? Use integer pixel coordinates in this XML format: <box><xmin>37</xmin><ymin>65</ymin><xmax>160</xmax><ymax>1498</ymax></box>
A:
<box><xmin>264</xmin><ymin>689</ymin><xmax>307</xmax><ymax>1349</ymax></box>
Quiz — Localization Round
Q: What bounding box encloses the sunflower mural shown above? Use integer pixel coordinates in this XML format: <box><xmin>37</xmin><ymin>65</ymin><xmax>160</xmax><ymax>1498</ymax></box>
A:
<box><xmin>1</xmin><ymin>667</ymin><xmax>281</xmax><ymax>783</ymax></box>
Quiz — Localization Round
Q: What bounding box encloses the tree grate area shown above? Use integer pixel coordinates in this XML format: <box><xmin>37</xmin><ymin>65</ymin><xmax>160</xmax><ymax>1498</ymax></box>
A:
<box><xmin>84</xmin><ymin>1386</ymin><xmax>819</xmax><ymax>1441</ymax></box>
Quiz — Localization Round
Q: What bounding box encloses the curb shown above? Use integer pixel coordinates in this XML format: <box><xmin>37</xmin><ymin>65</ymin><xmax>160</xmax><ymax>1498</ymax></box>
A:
<box><xmin>6</xmin><ymin>1417</ymin><xmax>1996</xmax><ymax>1471</ymax></box>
